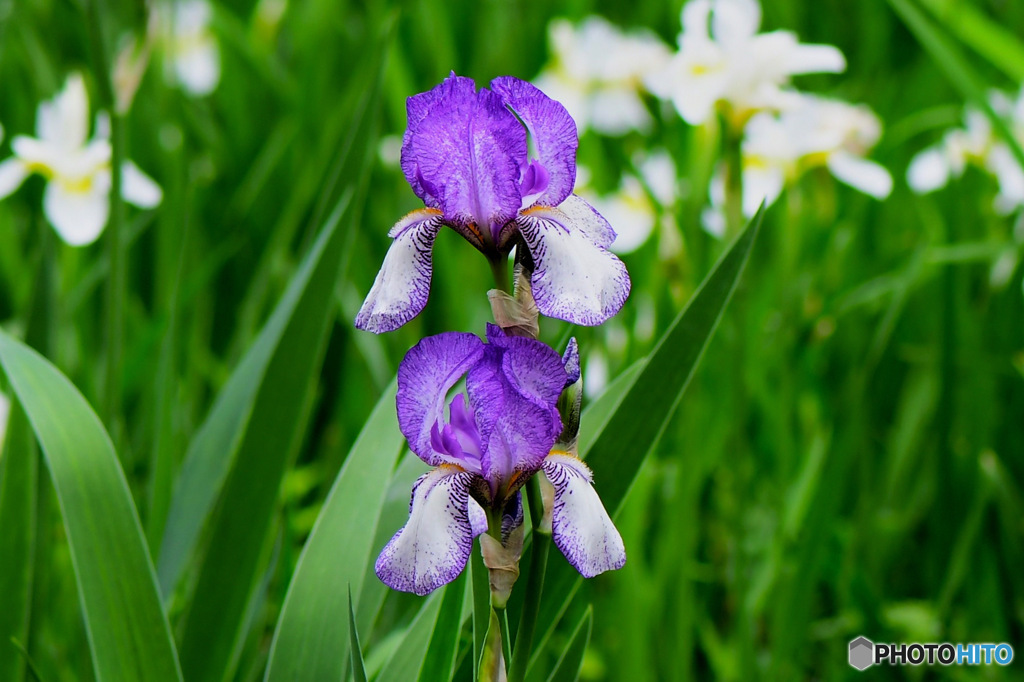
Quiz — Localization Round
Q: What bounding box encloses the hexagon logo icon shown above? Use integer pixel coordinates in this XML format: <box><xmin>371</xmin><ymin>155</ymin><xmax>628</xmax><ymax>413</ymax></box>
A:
<box><xmin>849</xmin><ymin>636</ymin><xmax>874</xmax><ymax>671</ymax></box>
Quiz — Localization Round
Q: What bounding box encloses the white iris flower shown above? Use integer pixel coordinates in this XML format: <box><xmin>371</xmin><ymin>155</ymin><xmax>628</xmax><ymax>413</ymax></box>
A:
<box><xmin>534</xmin><ymin>16</ymin><xmax>671</xmax><ymax>136</ymax></box>
<box><xmin>155</xmin><ymin>0</ymin><xmax>221</xmax><ymax>96</ymax></box>
<box><xmin>702</xmin><ymin>95</ymin><xmax>890</xmax><ymax>232</ymax></box>
<box><xmin>907</xmin><ymin>89</ymin><xmax>1024</xmax><ymax>214</ymax></box>
<box><xmin>645</xmin><ymin>0</ymin><xmax>846</xmax><ymax>128</ymax></box>
<box><xmin>0</xmin><ymin>73</ymin><xmax>163</xmax><ymax>246</ymax></box>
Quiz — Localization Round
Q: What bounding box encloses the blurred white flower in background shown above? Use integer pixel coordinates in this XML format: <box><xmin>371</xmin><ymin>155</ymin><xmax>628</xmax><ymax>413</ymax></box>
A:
<box><xmin>645</xmin><ymin>0</ymin><xmax>845</xmax><ymax>128</ymax></box>
<box><xmin>574</xmin><ymin>149</ymin><xmax>679</xmax><ymax>254</ymax></box>
<box><xmin>0</xmin><ymin>73</ymin><xmax>163</xmax><ymax>246</ymax></box>
<box><xmin>534</xmin><ymin>16</ymin><xmax>671</xmax><ymax>136</ymax></box>
<box><xmin>154</xmin><ymin>0</ymin><xmax>221</xmax><ymax>96</ymax></box>
<box><xmin>908</xmin><ymin>89</ymin><xmax>1024</xmax><ymax>214</ymax></box>
<box><xmin>702</xmin><ymin>95</ymin><xmax>890</xmax><ymax>232</ymax></box>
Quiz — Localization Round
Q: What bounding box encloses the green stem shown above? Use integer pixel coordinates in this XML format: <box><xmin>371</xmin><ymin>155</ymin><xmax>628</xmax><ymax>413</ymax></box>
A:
<box><xmin>723</xmin><ymin>116</ymin><xmax>745</xmax><ymax>238</ymax></box>
<box><xmin>489</xmin><ymin>255</ymin><xmax>510</xmax><ymax>294</ymax></box>
<box><xmin>507</xmin><ymin>478</ymin><xmax>550</xmax><ymax>682</ymax></box>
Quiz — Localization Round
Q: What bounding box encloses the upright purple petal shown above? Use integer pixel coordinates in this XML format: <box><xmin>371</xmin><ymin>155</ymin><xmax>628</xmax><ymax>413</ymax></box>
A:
<box><xmin>517</xmin><ymin>195</ymin><xmax>631</xmax><ymax>325</ymax></box>
<box><xmin>405</xmin><ymin>74</ymin><xmax>526</xmax><ymax>237</ymax></box>
<box><xmin>491</xmin><ymin>76</ymin><xmax>578</xmax><ymax>208</ymax></box>
<box><xmin>375</xmin><ymin>466</ymin><xmax>487</xmax><ymax>595</ymax></box>
<box><xmin>355</xmin><ymin>209</ymin><xmax>443</xmax><ymax>333</ymax></box>
<box><xmin>542</xmin><ymin>453</ymin><xmax>625</xmax><ymax>577</ymax></box>
<box><xmin>397</xmin><ymin>332</ymin><xmax>485</xmax><ymax>465</ymax></box>
<box><xmin>467</xmin><ymin>340</ymin><xmax>562</xmax><ymax>492</ymax></box>
<box><xmin>484</xmin><ymin>324</ymin><xmax>568</xmax><ymax>411</ymax></box>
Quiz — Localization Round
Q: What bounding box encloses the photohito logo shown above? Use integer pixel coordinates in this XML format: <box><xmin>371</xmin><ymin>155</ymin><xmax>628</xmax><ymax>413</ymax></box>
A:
<box><xmin>848</xmin><ymin>637</ymin><xmax>1014</xmax><ymax>670</ymax></box>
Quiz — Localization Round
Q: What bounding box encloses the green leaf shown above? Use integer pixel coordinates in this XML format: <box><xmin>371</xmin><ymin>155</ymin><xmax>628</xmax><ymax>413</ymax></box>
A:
<box><xmin>545</xmin><ymin>607</ymin><xmax>592</xmax><ymax>682</ymax></box>
<box><xmin>918</xmin><ymin>0</ymin><xmax>1024</xmax><ymax>82</ymax></box>
<box><xmin>155</xmin><ymin>192</ymin><xmax>352</xmax><ymax>598</ymax></box>
<box><xmin>263</xmin><ymin>382</ymin><xmax>404</xmax><ymax>681</ymax></box>
<box><xmin>417</xmin><ymin>571</ymin><xmax>468</xmax><ymax>682</ymax></box>
<box><xmin>532</xmin><ymin>206</ymin><xmax>764</xmax><ymax>663</ymax></box>
<box><xmin>0</xmin><ymin>402</ymin><xmax>37</xmax><ymax>682</ymax></box>
<box><xmin>349</xmin><ymin>587</ymin><xmax>368</xmax><ymax>682</ymax></box>
<box><xmin>375</xmin><ymin>591</ymin><xmax>444</xmax><ymax>682</ymax></box>
<box><xmin>0</xmin><ymin>330</ymin><xmax>182</xmax><ymax>682</ymax></box>
<box><xmin>174</xmin><ymin>195</ymin><xmax>352</xmax><ymax>682</ymax></box>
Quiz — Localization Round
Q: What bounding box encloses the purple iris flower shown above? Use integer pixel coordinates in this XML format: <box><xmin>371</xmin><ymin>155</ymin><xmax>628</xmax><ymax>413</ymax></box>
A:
<box><xmin>355</xmin><ymin>73</ymin><xmax>631</xmax><ymax>334</ymax></box>
<box><xmin>375</xmin><ymin>325</ymin><xmax>625</xmax><ymax>596</ymax></box>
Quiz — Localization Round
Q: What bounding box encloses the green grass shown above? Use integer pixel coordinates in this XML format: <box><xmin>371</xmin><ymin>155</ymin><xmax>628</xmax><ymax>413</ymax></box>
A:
<box><xmin>0</xmin><ymin>0</ymin><xmax>1022</xmax><ymax>680</ymax></box>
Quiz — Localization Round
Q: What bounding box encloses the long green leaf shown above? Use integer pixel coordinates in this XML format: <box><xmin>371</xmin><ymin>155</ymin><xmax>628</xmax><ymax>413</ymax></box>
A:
<box><xmin>531</xmin><ymin>206</ymin><xmax>764</xmax><ymax>663</ymax></box>
<box><xmin>0</xmin><ymin>331</ymin><xmax>182</xmax><ymax>682</ymax></box>
<box><xmin>348</xmin><ymin>588</ymin><xmax>368</xmax><ymax>682</ymax></box>
<box><xmin>375</xmin><ymin>591</ymin><xmax>444</xmax><ymax>682</ymax></box>
<box><xmin>545</xmin><ymin>607</ymin><xmax>592</xmax><ymax>682</ymax></box>
<box><xmin>416</xmin><ymin>571</ymin><xmax>468</xmax><ymax>682</ymax></box>
<box><xmin>175</xmin><ymin>195</ymin><xmax>351</xmax><ymax>682</ymax></box>
<box><xmin>0</xmin><ymin>402</ymin><xmax>37</xmax><ymax>682</ymax></box>
<box><xmin>155</xmin><ymin>193</ymin><xmax>351</xmax><ymax>598</ymax></box>
<box><xmin>918</xmin><ymin>0</ymin><xmax>1024</xmax><ymax>82</ymax></box>
<box><xmin>263</xmin><ymin>382</ymin><xmax>404</xmax><ymax>681</ymax></box>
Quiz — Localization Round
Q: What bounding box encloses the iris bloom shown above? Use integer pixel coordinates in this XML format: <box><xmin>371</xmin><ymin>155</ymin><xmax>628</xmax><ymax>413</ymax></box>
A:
<box><xmin>355</xmin><ymin>73</ymin><xmax>630</xmax><ymax>333</ymax></box>
<box><xmin>533</xmin><ymin>16</ymin><xmax>670</xmax><ymax>136</ymax></box>
<box><xmin>0</xmin><ymin>73</ymin><xmax>162</xmax><ymax>246</ymax></box>
<box><xmin>375</xmin><ymin>325</ymin><xmax>625</xmax><ymax>596</ymax></box>
<box><xmin>907</xmin><ymin>89</ymin><xmax>1024</xmax><ymax>214</ymax></box>
<box><xmin>154</xmin><ymin>0</ymin><xmax>221</xmax><ymax>96</ymax></box>
<box><xmin>645</xmin><ymin>0</ymin><xmax>845</xmax><ymax>127</ymax></box>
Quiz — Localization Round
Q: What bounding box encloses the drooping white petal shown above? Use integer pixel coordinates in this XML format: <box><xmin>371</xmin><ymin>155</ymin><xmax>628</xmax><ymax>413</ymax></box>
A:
<box><xmin>43</xmin><ymin>171</ymin><xmax>111</xmax><ymax>246</ymax></box>
<box><xmin>906</xmin><ymin>146</ymin><xmax>951</xmax><ymax>194</ymax></box>
<box><xmin>542</xmin><ymin>453</ymin><xmax>625</xmax><ymax>578</ymax></box>
<box><xmin>781</xmin><ymin>42</ymin><xmax>846</xmax><ymax>76</ymax></box>
<box><xmin>517</xmin><ymin>194</ymin><xmax>630</xmax><ymax>326</ymax></box>
<box><xmin>355</xmin><ymin>209</ymin><xmax>444</xmax><ymax>333</ymax></box>
<box><xmin>121</xmin><ymin>161</ymin><xmax>163</xmax><ymax>208</ymax></box>
<box><xmin>827</xmin><ymin>151</ymin><xmax>892</xmax><ymax>199</ymax></box>
<box><xmin>375</xmin><ymin>466</ymin><xmax>486</xmax><ymax>596</ymax></box>
<box><xmin>0</xmin><ymin>158</ymin><xmax>29</xmax><ymax>199</ymax></box>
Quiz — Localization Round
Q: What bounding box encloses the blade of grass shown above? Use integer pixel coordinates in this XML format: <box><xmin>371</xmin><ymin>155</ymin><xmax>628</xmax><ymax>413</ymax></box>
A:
<box><xmin>263</xmin><ymin>381</ymin><xmax>403</xmax><ymax>682</ymax></box>
<box><xmin>0</xmin><ymin>330</ymin><xmax>182</xmax><ymax>682</ymax></box>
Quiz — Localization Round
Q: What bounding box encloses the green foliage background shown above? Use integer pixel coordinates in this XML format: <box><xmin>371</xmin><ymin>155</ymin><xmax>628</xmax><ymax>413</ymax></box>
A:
<box><xmin>0</xmin><ymin>0</ymin><xmax>1022</xmax><ymax>680</ymax></box>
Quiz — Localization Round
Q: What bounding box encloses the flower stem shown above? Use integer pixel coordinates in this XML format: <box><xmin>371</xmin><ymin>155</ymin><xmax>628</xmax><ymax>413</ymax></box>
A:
<box><xmin>489</xmin><ymin>255</ymin><xmax>510</xmax><ymax>294</ymax></box>
<box><xmin>723</xmin><ymin>114</ymin><xmax>745</xmax><ymax>238</ymax></box>
<box><xmin>507</xmin><ymin>477</ymin><xmax>550</xmax><ymax>682</ymax></box>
